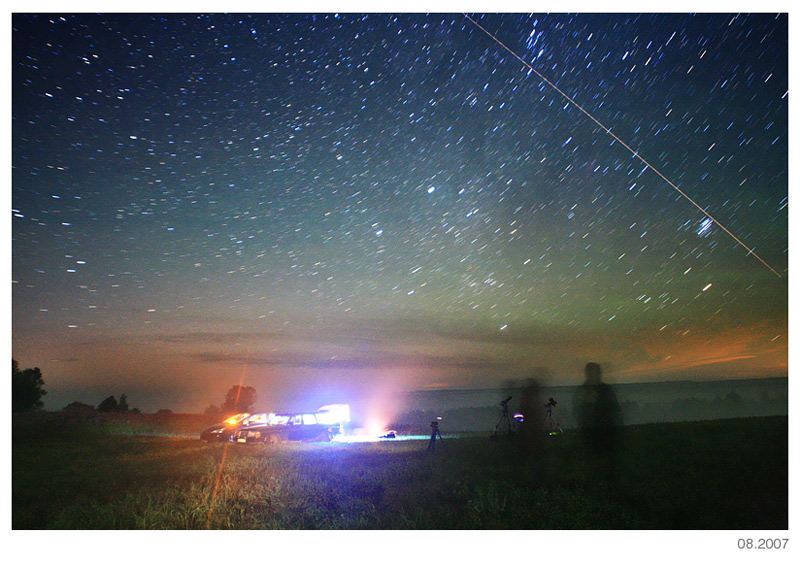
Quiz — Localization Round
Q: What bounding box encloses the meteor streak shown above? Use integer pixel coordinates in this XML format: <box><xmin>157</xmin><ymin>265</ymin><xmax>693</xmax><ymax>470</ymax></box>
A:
<box><xmin>464</xmin><ymin>14</ymin><xmax>782</xmax><ymax>278</ymax></box>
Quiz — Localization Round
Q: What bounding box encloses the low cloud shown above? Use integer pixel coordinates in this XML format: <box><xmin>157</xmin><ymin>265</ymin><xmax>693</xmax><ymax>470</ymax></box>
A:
<box><xmin>150</xmin><ymin>331</ymin><xmax>277</xmax><ymax>344</ymax></box>
<box><xmin>146</xmin><ymin>316</ymin><xmax>591</xmax><ymax>350</ymax></box>
<box><xmin>49</xmin><ymin>357</ymin><xmax>81</xmax><ymax>363</ymax></box>
<box><xmin>193</xmin><ymin>351</ymin><xmax>510</xmax><ymax>371</ymax></box>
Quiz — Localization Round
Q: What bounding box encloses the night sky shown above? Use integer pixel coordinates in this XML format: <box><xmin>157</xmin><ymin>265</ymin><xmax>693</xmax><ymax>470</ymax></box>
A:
<box><xmin>11</xmin><ymin>13</ymin><xmax>788</xmax><ymax>413</ymax></box>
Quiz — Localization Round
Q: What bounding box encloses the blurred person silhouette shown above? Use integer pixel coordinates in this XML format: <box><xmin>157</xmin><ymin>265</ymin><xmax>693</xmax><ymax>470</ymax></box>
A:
<box><xmin>517</xmin><ymin>377</ymin><xmax>547</xmax><ymax>486</ymax></box>
<box><xmin>427</xmin><ymin>418</ymin><xmax>443</xmax><ymax>452</ymax></box>
<box><xmin>573</xmin><ymin>362</ymin><xmax>622</xmax><ymax>484</ymax></box>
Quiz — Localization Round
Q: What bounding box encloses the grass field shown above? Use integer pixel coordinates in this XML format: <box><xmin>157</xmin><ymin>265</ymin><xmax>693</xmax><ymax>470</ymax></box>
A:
<box><xmin>12</xmin><ymin>415</ymin><xmax>787</xmax><ymax>529</ymax></box>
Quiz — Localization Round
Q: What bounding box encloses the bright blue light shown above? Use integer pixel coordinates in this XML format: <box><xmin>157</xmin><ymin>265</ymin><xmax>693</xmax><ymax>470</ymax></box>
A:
<box><xmin>316</xmin><ymin>404</ymin><xmax>350</xmax><ymax>425</ymax></box>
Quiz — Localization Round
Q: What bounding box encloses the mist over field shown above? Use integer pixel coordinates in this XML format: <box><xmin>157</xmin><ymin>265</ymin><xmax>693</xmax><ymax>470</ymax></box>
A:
<box><xmin>367</xmin><ymin>377</ymin><xmax>789</xmax><ymax>433</ymax></box>
<box><xmin>49</xmin><ymin>375</ymin><xmax>787</xmax><ymax>436</ymax></box>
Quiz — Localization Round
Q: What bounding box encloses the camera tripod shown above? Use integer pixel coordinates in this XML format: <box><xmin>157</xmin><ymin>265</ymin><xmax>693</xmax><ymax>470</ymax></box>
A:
<box><xmin>491</xmin><ymin>396</ymin><xmax>515</xmax><ymax>438</ymax></box>
<box><xmin>544</xmin><ymin>402</ymin><xmax>563</xmax><ymax>435</ymax></box>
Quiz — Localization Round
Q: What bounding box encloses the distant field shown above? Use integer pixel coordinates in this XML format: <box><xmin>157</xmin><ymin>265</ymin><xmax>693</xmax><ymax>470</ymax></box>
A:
<box><xmin>12</xmin><ymin>415</ymin><xmax>787</xmax><ymax>529</ymax></box>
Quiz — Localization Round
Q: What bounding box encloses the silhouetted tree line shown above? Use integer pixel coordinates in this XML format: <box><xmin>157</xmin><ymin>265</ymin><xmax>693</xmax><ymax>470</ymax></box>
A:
<box><xmin>205</xmin><ymin>385</ymin><xmax>257</xmax><ymax>418</ymax></box>
<box><xmin>12</xmin><ymin>359</ymin><xmax>46</xmax><ymax>412</ymax></box>
<box><xmin>615</xmin><ymin>391</ymin><xmax>786</xmax><ymax>424</ymax></box>
<box><xmin>97</xmin><ymin>393</ymin><xmax>139</xmax><ymax>414</ymax></box>
<box><xmin>12</xmin><ymin>359</ymin><xmax>151</xmax><ymax>417</ymax></box>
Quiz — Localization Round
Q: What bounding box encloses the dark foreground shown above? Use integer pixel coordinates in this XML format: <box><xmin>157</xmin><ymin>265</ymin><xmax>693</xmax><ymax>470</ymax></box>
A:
<box><xmin>12</xmin><ymin>416</ymin><xmax>787</xmax><ymax>529</ymax></box>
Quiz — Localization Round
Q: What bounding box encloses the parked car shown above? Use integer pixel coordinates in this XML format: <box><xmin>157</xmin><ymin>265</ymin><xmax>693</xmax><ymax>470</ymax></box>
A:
<box><xmin>240</xmin><ymin>413</ymin><xmax>272</xmax><ymax>426</ymax></box>
<box><xmin>199</xmin><ymin>413</ymin><xmax>252</xmax><ymax>442</ymax></box>
<box><xmin>233</xmin><ymin>412</ymin><xmax>341</xmax><ymax>444</ymax></box>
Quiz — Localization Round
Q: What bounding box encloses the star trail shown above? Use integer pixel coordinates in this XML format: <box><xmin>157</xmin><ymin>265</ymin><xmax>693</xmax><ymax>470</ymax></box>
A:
<box><xmin>12</xmin><ymin>13</ymin><xmax>788</xmax><ymax>412</ymax></box>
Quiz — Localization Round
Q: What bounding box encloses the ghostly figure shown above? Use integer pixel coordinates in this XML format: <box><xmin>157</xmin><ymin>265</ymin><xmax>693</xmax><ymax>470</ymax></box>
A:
<box><xmin>573</xmin><ymin>362</ymin><xmax>622</xmax><ymax>481</ymax></box>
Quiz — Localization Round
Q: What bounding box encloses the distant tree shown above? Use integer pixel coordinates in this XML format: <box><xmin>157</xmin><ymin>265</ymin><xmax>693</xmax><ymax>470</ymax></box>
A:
<box><xmin>97</xmin><ymin>395</ymin><xmax>118</xmax><ymax>413</ymax></box>
<box><xmin>204</xmin><ymin>404</ymin><xmax>222</xmax><ymax>418</ymax></box>
<box><xmin>96</xmin><ymin>394</ymin><xmax>137</xmax><ymax>413</ymax></box>
<box><xmin>117</xmin><ymin>393</ymin><xmax>129</xmax><ymax>413</ymax></box>
<box><xmin>222</xmin><ymin>385</ymin><xmax>257</xmax><ymax>415</ymax></box>
<box><xmin>156</xmin><ymin>409</ymin><xmax>173</xmax><ymax>415</ymax></box>
<box><xmin>61</xmin><ymin>401</ymin><xmax>95</xmax><ymax>412</ymax></box>
<box><xmin>723</xmin><ymin>391</ymin><xmax>743</xmax><ymax>404</ymax></box>
<box><xmin>12</xmin><ymin>359</ymin><xmax>47</xmax><ymax>412</ymax></box>
<box><xmin>60</xmin><ymin>401</ymin><xmax>96</xmax><ymax>421</ymax></box>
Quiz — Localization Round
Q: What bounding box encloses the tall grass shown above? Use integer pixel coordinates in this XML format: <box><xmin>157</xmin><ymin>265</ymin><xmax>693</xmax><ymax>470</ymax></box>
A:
<box><xmin>12</xmin><ymin>416</ymin><xmax>787</xmax><ymax>529</ymax></box>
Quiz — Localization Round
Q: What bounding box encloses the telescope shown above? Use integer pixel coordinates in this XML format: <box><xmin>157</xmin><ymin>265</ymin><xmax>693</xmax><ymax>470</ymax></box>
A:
<box><xmin>492</xmin><ymin>396</ymin><xmax>515</xmax><ymax>439</ymax></box>
<box><xmin>544</xmin><ymin>397</ymin><xmax>563</xmax><ymax>435</ymax></box>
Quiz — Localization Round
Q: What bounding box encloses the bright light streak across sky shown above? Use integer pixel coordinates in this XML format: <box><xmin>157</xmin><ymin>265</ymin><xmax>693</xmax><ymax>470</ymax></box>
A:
<box><xmin>464</xmin><ymin>13</ymin><xmax>782</xmax><ymax>278</ymax></box>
